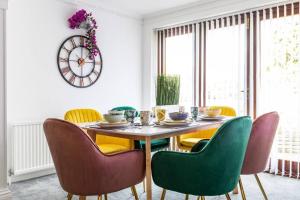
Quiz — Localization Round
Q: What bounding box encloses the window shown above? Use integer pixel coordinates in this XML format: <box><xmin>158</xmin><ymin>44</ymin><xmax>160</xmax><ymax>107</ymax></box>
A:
<box><xmin>156</xmin><ymin>1</ymin><xmax>300</xmax><ymax>178</ymax></box>
<box><xmin>165</xmin><ymin>34</ymin><xmax>194</xmax><ymax>108</ymax></box>
<box><xmin>258</xmin><ymin>14</ymin><xmax>300</xmax><ymax>164</ymax></box>
<box><xmin>206</xmin><ymin>23</ymin><xmax>246</xmax><ymax>115</ymax></box>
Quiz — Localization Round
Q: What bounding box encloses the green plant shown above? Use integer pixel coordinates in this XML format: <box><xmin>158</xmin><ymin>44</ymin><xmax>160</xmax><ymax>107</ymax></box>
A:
<box><xmin>156</xmin><ymin>75</ymin><xmax>180</xmax><ymax>106</ymax></box>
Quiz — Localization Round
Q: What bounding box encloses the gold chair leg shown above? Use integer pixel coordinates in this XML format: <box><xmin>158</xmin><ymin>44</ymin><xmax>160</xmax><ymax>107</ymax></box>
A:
<box><xmin>199</xmin><ymin>196</ymin><xmax>205</xmax><ymax>200</ymax></box>
<box><xmin>255</xmin><ymin>174</ymin><xmax>268</xmax><ymax>200</ymax></box>
<box><xmin>161</xmin><ymin>189</ymin><xmax>166</xmax><ymax>200</ymax></box>
<box><xmin>239</xmin><ymin>177</ymin><xmax>246</xmax><ymax>200</ymax></box>
<box><xmin>98</xmin><ymin>195</ymin><xmax>102</xmax><ymax>200</ymax></box>
<box><xmin>104</xmin><ymin>194</ymin><xmax>108</xmax><ymax>200</ymax></box>
<box><xmin>79</xmin><ymin>196</ymin><xmax>86</xmax><ymax>200</ymax></box>
<box><xmin>225</xmin><ymin>193</ymin><xmax>231</xmax><ymax>200</ymax></box>
<box><xmin>131</xmin><ymin>186</ymin><xmax>139</xmax><ymax>200</ymax></box>
<box><xmin>143</xmin><ymin>179</ymin><xmax>146</xmax><ymax>193</ymax></box>
<box><xmin>185</xmin><ymin>194</ymin><xmax>189</xmax><ymax>200</ymax></box>
<box><xmin>67</xmin><ymin>193</ymin><xmax>73</xmax><ymax>200</ymax></box>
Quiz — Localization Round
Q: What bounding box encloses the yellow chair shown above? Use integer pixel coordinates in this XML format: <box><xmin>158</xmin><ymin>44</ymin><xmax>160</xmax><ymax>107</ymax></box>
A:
<box><xmin>64</xmin><ymin>109</ymin><xmax>134</xmax><ymax>154</ymax></box>
<box><xmin>177</xmin><ymin>106</ymin><xmax>236</xmax><ymax>151</ymax></box>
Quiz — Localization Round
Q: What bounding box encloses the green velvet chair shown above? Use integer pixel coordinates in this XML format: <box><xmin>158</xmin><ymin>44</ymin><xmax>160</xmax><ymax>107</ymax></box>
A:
<box><xmin>111</xmin><ymin>106</ymin><xmax>170</xmax><ymax>151</ymax></box>
<box><xmin>151</xmin><ymin>116</ymin><xmax>252</xmax><ymax>200</ymax></box>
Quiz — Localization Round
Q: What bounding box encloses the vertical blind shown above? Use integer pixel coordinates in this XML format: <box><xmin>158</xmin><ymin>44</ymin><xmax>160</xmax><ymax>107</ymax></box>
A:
<box><xmin>157</xmin><ymin>1</ymin><xmax>300</xmax><ymax>178</ymax></box>
<box><xmin>255</xmin><ymin>2</ymin><xmax>300</xmax><ymax>178</ymax></box>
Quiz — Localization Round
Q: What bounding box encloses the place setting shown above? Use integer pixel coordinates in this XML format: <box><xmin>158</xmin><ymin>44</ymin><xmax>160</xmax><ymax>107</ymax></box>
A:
<box><xmin>195</xmin><ymin>107</ymin><xmax>227</xmax><ymax>121</ymax></box>
<box><xmin>153</xmin><ymin>106</ymin><xmax>192</xmax><ymax>128</ymax></box>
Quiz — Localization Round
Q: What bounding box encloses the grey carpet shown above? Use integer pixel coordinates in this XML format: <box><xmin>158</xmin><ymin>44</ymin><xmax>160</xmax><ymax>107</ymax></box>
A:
<box><xmin>9</xmin><ymin>173</ymin><xmax>300</xmax><ymax>200</ymax></box>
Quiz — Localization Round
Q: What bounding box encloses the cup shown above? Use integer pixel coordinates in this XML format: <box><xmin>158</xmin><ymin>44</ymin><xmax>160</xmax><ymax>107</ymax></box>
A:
<box><xmin>155</xmin><ymin>108</ymin><xmax>166</xmax><ymax>122</ymax></box>
<box><xmin>191</xmin><ymin>106</ymin><xmax>199</xmax><ymax>120</ymax></box>
<box><xmin>124</xmin><ymin>110</ymin><xmax>136</xmax><ymax>124</ymax></box>
<box><xmin>140</xmin><ymin>111</ymin><xmax>151</xmax><ymax>126</ymax></box>
<box><xmin>179</xmin><ymin>106</ymin><xmax>185</xmax><ymax>113</ymax></box>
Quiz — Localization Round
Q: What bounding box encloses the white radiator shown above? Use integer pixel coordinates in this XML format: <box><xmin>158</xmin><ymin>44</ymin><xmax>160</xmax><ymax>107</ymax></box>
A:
<box><xmin>9</xmin><ymin>122</ymin><xmax>55</xmax><ymax>183</ymax></box>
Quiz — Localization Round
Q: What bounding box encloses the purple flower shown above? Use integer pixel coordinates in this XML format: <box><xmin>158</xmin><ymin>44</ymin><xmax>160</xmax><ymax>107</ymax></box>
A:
<box><xmin>68</xmin><ymin>9</ymin><xmax>100</xmax><ymax>59</ymax></box>
<box><xmin>68</xmin><ymin>9</ymin><xmax>87</xmax><ymax>29</ymax></box>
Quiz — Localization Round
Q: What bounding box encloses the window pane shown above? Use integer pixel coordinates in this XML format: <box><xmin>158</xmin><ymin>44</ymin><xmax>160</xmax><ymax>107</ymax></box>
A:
<box><xmin>206</xmin><ymin>24</ymin><xmax>246</xmax><ymax>115</ymax></box>
<box><xmin>166</xmin><ymin>34</ymin><xmax>194</xmax><ymax>107</ymax></box>
<box><xmin>258</xmin><ymin>15</ymin><xmax>300</xmax><ymax>161</ymax></box>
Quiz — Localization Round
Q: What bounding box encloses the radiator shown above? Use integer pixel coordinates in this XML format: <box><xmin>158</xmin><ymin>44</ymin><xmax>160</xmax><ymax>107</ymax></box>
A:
<box><xmin>9</xmin><ymin>122</ymin><xmax>55</xmax><ymax>182</ymax></box>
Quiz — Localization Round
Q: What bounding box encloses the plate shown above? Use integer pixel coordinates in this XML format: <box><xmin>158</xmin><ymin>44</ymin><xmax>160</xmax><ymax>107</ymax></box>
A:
<box><xmin>97</xmin><ymin>121</ymin><xmax>130</xmax><ymax>128</ymax></box>
<box><xmin>198</xmin><ymin>115</ymin><xmax>225</xmax><ymax>121</ymax></box>
<box><xmin>160</xmin><ymin>119</ymin><xmax>192</xmax><ymax>126</ymax></box>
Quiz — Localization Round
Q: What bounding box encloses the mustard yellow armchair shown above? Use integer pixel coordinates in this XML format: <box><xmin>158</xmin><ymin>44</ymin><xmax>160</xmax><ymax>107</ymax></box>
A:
<box><xmin>64</xmin><ymin>109</ymin><xmax>134</xmax><ymax>154</ymax></box>
<box><xmin>177</xmin><ymin>106</ymin><xmax>236</xmax><ymax>151</ymax></box>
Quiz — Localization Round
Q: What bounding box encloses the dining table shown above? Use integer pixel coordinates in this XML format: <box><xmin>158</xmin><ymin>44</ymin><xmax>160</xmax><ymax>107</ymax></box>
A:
<box><xmin>84</xmin><ymin>118</ymin><xmax>230</xmax><ymax>200</ymax></box>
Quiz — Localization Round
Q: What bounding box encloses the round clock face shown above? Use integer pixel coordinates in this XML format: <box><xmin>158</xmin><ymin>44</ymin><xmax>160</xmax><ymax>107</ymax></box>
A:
<box><xmin>57</xmin><ymin>35</ymin><xmax>103</xmax><ymax>88</ymax></box>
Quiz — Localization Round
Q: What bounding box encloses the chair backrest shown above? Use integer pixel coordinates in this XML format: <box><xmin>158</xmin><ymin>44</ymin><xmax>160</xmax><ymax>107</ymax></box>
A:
<box><xmin>64</xmin><ymin>108</ymin><xmax>103</xmax><ymax>123</ymax></box>
<box><xmin>198</xmin><ymin>116</ymin><xmax>252</xmax><ymax>195</ymax></box>
<box><xmin>242</xmin><ymin>112</ymin><xmax>279</xmax><ymax>174</ymax></box>
<box><xmin>111</xmin><ymin>106</ymin><xmax>139</xmax><ymax>117</ymax></box>
<box><xmin>209</xmin><ymin>106</ymin><xmax>236</xmax><ymax>116</ymax></box>
<box><xmin>43</xmin><ymin>118</ymin><xmax>107</xmax><ymax>194</ymax></box>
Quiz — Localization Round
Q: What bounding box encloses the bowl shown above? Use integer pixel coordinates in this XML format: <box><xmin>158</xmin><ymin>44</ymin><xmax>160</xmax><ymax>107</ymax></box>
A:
<box><xmin>169</xmin><ymin>112</ymin><xmax>189</xmax><ymax>121</ymax></box>
<box><xmin>108</xmin><ymin>110</ymin><xmax>125</xmax><ymax>115</ymax></box>
<box><xmin>204</xmin><ymin>108</ymin><xmax>221</xmax><ymax>117</ymax></box>
<box><xmin>103</xmin><ymin>114</ymin><xmax>124</xmax><ymax>123</ymax></box>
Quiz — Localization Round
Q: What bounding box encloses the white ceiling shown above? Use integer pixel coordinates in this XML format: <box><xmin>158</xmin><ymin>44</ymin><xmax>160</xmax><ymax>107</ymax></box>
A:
<box><xmin>85</xmin><ymin>0</ymin><xmax>210</xmax><ymax>18</ymax></box>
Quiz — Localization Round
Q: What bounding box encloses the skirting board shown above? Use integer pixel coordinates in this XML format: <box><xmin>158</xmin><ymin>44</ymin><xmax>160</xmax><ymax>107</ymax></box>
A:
<box><xmin>0</xmin><ymin>188</ymin><xmax>11</xmax><ymax>200</ymax></box>
<box><xmin>9</xmin><ymin>167</ymin><xmax>56</xmax><ymax>183</ymax></box>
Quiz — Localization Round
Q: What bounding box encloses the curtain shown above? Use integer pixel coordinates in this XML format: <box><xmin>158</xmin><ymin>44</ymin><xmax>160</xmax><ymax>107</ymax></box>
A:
<box><xmin>254</xmin><ymin>1</ymin><xmax>300</xmax><ymax>178</ymax></box>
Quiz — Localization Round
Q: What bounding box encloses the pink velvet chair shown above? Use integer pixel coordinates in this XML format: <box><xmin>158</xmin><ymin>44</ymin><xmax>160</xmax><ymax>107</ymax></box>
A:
<box><xmin>239</xmin><ymin>112</ymin><xmax>279</xmax><ymax>200</ymax></box>
<box><xmin>43</xmin><ymin>118</ymin><xmax>145</xmax><ymax>200</ymax></box>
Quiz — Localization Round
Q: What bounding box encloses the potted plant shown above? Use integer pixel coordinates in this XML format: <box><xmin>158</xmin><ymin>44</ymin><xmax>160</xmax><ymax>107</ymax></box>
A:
<box><xmin>156</xmin><ymin>75</ymin><xmax>180</xmax><ymax>106</ymax></box>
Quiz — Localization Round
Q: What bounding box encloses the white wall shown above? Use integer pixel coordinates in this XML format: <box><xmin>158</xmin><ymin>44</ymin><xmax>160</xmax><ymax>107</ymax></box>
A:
<box><xmin>6</xmin><ymin>0</ymin><xmax>143</xmax><ymax>123</ymax></box>
<box><xmin>141</xmin><ymin>0</ymin><xmax>286</xmax><ymax>109</ymax></box>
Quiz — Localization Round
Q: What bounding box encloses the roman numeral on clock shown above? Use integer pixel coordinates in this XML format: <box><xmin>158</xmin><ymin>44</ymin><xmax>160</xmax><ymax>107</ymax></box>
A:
<box><xmin>70</xmin><ymin>38</ymin><xmax>77</xmax><ymax>48</ymax></box>
<box><xmin>93</xmin><ymin>70</ymin><xmax>99</xmax><ymax>76</ymax></box>
<box><xmin>80</xmin><ymin>78</ymin><xmax>84</xmax><ymax>87</ymax></box>
<box><xmin>80</xmin><ymin>37</ymin><xmax>84</xmax><ymax>46</ymax></box>
<box><xmin>61</xmin><ymin>67</ymin><xmax>70</xmax><ymax>75</ymax></box>
<box><xmin>59</xmin><ymin>57</ymin><xmax>68</xmax><ymax>62</ymax></box>
<box><xmin>88</xmin><ymin>76</ymin><xmax>93</xmax><ymax>84</ymax></box>
<box><xmin>69</xmin><ymin>75</ymin><xmax>76</xmax><ymax>84</ymax></box>
<box><xmin>62</xmin><ymin>46</ymin><xmax>71</xmax><ymax>53</ymax></box>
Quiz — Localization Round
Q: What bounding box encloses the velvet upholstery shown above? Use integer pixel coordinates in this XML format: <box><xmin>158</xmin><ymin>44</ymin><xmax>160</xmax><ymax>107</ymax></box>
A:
<box><xmin>43</xmin><ymin>119</ymin><xmax>145</xmax><ymax>196</ymax></box>
<box><xmin>111</xmin><ymin>106</ymin><xmax>139</xmax><ymax>117</ymax></box>
<box><xmin>177</xmin><ymin>106</ymin><xmax>236</xmax><ymax>151</ymax></box>
<box><xmin>152</xmin><ymin>117</ymin><xmax>252</xmax><ymax>196</ymax></box>
<box><xmin>64</xmin><ymin>108</ymin><xmax>134</xmax><ymax>154</ymax></box>
<box><xmin>242</xmin><ymin>112</ymin><xmax>279</xmax><ymax>174</ymax></box>
<box><xmin>111</xmin><ymin>106</ymin><xmax>170</xmax><ymax>151</ymax></box>
<box><xmin>64</xmin><ymin>108</ymin><xmax>103</xmax><ymax>123</ymax></box>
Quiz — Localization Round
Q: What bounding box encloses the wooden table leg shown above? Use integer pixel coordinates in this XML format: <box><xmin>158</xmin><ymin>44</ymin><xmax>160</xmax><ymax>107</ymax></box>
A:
<box><xmin>86</xmin><ymin>130</ymin><xmax>96</xmax><ymax>142</ymax></box>
<box><xmin>145</xmin><ymin>137</ymin><xmax>152</xmax><ymax>200</ymax></box>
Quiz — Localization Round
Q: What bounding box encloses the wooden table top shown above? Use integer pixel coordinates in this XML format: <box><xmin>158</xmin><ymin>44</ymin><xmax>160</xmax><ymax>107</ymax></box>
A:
<box><xmin>83</xmin><ymin>118</ymin><xmax>231</xmax><ymax>140</ymax></box>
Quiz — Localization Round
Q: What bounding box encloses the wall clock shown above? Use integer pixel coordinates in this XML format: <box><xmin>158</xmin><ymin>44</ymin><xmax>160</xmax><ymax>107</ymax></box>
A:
<box><xmin>57</xmin><ymin>35</ymin><xmax>103</xmax><ymax>88</ymax></box>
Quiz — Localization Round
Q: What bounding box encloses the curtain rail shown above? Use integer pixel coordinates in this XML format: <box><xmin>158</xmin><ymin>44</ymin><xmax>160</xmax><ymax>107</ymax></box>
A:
<box><xmin>155</xmin><ymin>0</ymin><xmax>298</xmax><ymax>31</ymax></box>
